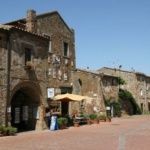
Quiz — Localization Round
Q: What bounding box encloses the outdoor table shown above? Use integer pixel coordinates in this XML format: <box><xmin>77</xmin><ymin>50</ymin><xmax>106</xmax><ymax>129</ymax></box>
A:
<box><xmin>75</xmin><ymin>117</ymin><xmax>86</xmax><ymax>124</ymax></box>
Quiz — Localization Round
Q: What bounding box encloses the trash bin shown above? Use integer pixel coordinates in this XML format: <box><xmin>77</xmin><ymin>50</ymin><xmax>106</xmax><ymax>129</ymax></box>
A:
<box><xmin>50</xmin><ymin>116</ymin><xmax>58</xmax><ymax>131</ymax></box>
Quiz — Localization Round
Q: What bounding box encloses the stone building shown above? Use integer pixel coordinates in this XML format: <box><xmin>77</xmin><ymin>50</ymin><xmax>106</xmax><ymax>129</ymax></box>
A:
<box><xmin>77</xmin><ymin>67</ymin><xmax>150</xmax><ymax>116</ymax></box>
<box><xmin>0</xmin><ymin>9</ymin><xmax>78</xmax><ymax>131</ymax></box>
<box><xmin>99</xmin><ymin>67</ymin><xmax>150</xmax><ymax>114</ymax></box>
<box><xmin>76</xmin><ymin>68</ymin><xmax>119</xmax><ymax>115</ymax></box>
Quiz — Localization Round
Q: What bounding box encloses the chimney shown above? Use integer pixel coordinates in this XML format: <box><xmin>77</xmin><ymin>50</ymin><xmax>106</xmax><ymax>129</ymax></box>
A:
<box><xmin>26</xmin><ymin>9</ymin><xmax>37</xmax><ymax>33</ymax></box>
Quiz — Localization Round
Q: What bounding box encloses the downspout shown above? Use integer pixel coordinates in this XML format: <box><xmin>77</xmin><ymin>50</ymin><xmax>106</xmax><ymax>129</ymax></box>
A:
<box><xmin>5</xmin><ymin>30</ymin><xmax>11</xmax><ymax>126</ymax></box>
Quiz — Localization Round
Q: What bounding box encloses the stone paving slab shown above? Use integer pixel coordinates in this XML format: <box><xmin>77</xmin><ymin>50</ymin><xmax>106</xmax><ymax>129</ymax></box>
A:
<box><xmin>0</xmin><ymin>115</ymin><xmax>150</xmax><ymax>150</ymax></box>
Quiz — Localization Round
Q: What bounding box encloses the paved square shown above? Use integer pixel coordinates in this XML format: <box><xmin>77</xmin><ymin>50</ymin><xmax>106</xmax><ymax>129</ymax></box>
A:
<box><xmin>0</xmin><ymin>115</ymin><xmax>150</xmax><ymax>150</ymax></box>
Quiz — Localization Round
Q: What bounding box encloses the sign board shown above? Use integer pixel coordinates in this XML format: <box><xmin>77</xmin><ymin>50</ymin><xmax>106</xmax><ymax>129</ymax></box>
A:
<box><xmin>47</xmin><ymin>88</ymin><xmax>54</xmax><ymax>98</ymax></box>
<box><xmin>23</xmin><ymin>106</ymin><xmax>28</xmax><ymax>121</ymax></box>
<box><xmin>14</xmin><ymin>107</ymin><xmax>20</xmax><ymax>123</ymax></box>
<box><xmin>106</xmin><ymin>107</ymin><xmax>111</xmax><ymax>110</ymax></box>
<box><xmin>7</xmin><ymin>107</ymin><xmax>11</xmax><ymax>113</ymax></box>
<box><xmin>33</xmin><ymin>107</ymin><xmax>39</xmax><ymax>119</ymax></box>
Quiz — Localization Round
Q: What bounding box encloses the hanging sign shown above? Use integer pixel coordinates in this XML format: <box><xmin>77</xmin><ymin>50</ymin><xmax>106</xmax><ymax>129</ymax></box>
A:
<box><xmin>47</xmin><ymin>88</ymin><xmax>54</xmax><ymax>98</ymax></box>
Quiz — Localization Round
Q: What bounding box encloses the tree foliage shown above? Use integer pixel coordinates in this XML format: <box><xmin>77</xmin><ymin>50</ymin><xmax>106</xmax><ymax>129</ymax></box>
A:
<box><xmin>119</xmin><ymin>89</ymin><xmax>142</xmax><ymax>115</ymax></box>
<box><xmin>118</xmin><ymin>76</ymin><xmax>126</xmax><ymax>85</ymax></box>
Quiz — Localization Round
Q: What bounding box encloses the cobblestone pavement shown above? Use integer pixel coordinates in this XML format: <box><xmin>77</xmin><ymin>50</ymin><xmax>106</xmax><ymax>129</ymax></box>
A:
<box><xmin>0</xmin><ymin>115</ymin><xmax>150</xmax><ymax>150</ymax></box>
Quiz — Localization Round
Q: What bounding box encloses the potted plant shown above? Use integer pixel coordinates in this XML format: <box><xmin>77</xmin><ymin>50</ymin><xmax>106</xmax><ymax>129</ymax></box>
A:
<box><xmin>8</xmin><ymin>126</ymin><xmax>17</xmax><ymax>135</ymax></box>
<box><xmin>3</xmin><ymin>127</ymin><xmax>8</xmax><ymax>136</ymax></box>
<box><xmin>85</xmin><ymin>115</ymin><xmax>91</xmax><ymax>125</ymax></box>
<box><xmin>73</xmin><ymin>118</ymin><xmax>80</xmax><ymax>127</ymax></box>
<box><xmin>99</xmin><ymin>114</ymin><xmax>107</xmax><ymax>122</ymax></box>
<box><xmin>0</xmin><ymin>126</ymin><xmax>4</xmax><ymax>136</ymax></box>
<box><xmin>90</xmin><ymin>113</ymin><xmax>99</xmax><ymax>124</ymax></box>
<box><xmin>57</xmin><ymin>117</ymin><xmax>68</xmax><ymax>129</ymax></box>
<box><xmin>106</xmin><ymin>116</ymin><xmax>112</xmax><ymax>122</ymax></box>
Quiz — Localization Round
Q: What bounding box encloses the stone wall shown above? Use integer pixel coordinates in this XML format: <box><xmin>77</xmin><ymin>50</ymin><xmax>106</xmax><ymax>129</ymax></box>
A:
<box><xmin>0</xmin><ymin>32</ymin><xmax>8</xmax><ymax>125</ymax></box>
<box><xmin>36</xmin><ymin>12</ymin><xmax>76</xmax><ymax>89</ymax></box>
<box><xmin>76</xmin><ymin>69</ymin><xmax>104</xmax><ymax>114</ymax></box>
<box><xmin>99</xmin><ymin>67</ymin><xmax>150</xmax><ymax>113</ymax></box>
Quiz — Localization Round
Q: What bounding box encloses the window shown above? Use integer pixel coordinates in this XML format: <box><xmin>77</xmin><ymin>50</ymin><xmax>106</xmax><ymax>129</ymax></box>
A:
<box><xmin>25</xmin><ymin>48</ymin><xmax>31</xmax><ymax>64</ymax></box>
<box><xmin>63</xmin><ymin>42</ymin><xmax>69</xmax><ymax>57</ymax></box>
<box><xmin>140</xmin><ymin>89</ymin><xmax>143</xmax><ymax>96</ymax></box>
<box><xmin>0</xmin><ymin>37</ymin><xmax>2</xmax><ymax>47</ymax></box>
<box><xmin>48</xmin><ymin>40</ymin><xmax>51</xmax><ymax>53</ymax></box>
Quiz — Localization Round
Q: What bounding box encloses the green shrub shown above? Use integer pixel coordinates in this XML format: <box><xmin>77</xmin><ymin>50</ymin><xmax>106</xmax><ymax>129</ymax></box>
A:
<box><xmin>90</xmin><ymin>113</ymin><xmax>98</xmax><ymax>120</ymax></box>
<box><xmin>0</xmin><ymin>126</ymin><xmax>4</xmax><ymax>132</ymax></box>
<box><xmin>119</xmin><ymin>89</ymin><xmax>142</xmax><ymax>115</ymax></box>
<box><xmin>118</xmin><ymin>76</ymin><xmax>126</xmax><ymax>85</ymax></box>
<box><xmin>73</xmin><ymin>118</ymin><xmax>79</xmax><ymax>123</ymax></box>
<box><xmin>112</xmin><ymin>101</ymin><xmax>121</xmax><ymax>117</ymax></box>
<box><xmin>8</xmin><ymin>126</ymin><xmax>17</xmax><ymax>135</ymax></box>
<box><xmin>99</xmin><ymin>114</ymin><xmax>107</xmax><ymax>120</ymax></box>
<box><xmin>57</xmin><ymin>117</ymin><xmax>68</xmax><ymax>126</ymax></box>
<box><xmin>85</xmin><ymin>115</ymin><xmax>91</xmax><ymax>120</ymax></box>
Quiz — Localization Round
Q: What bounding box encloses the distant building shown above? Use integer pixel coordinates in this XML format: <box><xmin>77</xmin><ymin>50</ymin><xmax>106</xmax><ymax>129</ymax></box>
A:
<box><xmin>76</xmin><ymin>68</ymin><xmax>119</xmax><ymax>116</ymax></box>
<box><xmin>77</xmin><ymin>67</ymin><xmax>150</xmax><ymax>116</ymax></box>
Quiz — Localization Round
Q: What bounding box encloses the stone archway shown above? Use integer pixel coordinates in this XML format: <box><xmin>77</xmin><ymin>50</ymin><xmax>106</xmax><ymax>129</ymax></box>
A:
<box><xmin>9</xmin><ymin>81</ymin><xmax>42</xmax><ymax>132</ymax></box>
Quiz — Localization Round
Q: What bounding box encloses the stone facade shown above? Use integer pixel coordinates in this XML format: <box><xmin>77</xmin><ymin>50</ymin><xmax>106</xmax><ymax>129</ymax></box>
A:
<box><xmin>77</xmin><ymin>67</ymin><xmax>150</xmax><ymax>116</ymax></box>
<box><xmin>0</xmin><ymin>9</ymin><xmax>78</xmax><ymax>130</ymax></box>
<box><xmin>76</xmin><ymin>68</ymin><xmax>119</xmax><ymax>115</ymax></box>
<box><xmin>99</xmin><ymin>67</ymin><xmax>150</xmax><ymax>114</ymax></box>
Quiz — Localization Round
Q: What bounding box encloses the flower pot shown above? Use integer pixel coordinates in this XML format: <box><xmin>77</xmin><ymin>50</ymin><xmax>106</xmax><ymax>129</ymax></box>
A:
<box><xmin>106</xmin><ymin>118</ymin><xmax>111</xmax><ymax>122</ymax></box>
<box><xmin>0</xmin><ymin>131</ymin><xmax>3</xmax><ymax>137</ymax></box>
<box><xmin>73</xmin><ymin>122</ymin><xmax>79</xmax><ymax>127</ymax></box>
<box><xmin>87</xmin><ymin>120</ymin><xmax>91</xmax><ymax>125</ymax></box>
<box><xmin>59</xmin><ymin>125</ymin><xmax>67</xmax><ymax>130</ymax></box>
<box><xmin>93</xmin><ymin>120</ymin><xmax>99</xmax><ymax>124</ymax></box>
<box><xmin>99</xmin><ymin>119</ymin><xmax>106</xmax><ymax>122</ymax></box>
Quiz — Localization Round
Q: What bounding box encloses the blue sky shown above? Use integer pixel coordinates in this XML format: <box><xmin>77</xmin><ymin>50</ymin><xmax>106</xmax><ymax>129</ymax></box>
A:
<box><xmin>0</xmin><ymin>0</ymin><xmax>150</xmax><ymax>75</ymax></box>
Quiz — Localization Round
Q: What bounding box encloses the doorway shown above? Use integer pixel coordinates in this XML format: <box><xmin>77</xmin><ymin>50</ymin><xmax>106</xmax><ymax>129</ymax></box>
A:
<box><xmin>61</xmin><ymin>102</ymin><xmax>69</xmax><ymax>116</ymax></box>
<box><xmin>11</xmin><ymin>90</ymin><xmax>38</xmax><ymax>132</ymax></box>
<box><xmin>141</xmin><ymin>103</ymin><xmax>143</xmax><ymax>113</ymax></box>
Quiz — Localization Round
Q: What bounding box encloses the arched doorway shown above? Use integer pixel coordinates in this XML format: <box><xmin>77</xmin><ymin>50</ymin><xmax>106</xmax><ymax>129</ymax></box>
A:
<box><xmin>11</xmin><ymin>87</ymin><xmax>41</xmax><ymax>132</ymax></box>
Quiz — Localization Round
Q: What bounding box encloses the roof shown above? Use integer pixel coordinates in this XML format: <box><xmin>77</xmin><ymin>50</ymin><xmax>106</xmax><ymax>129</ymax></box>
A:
<box><xmin>0</xmin><ymin>24</ymin><xmax>12</xmax><ymax>30</ymax></box>
<box><xmin>76</xmin><ymin>68</ymin><xmax>118</xmax><ymax>78</ymax></box>
<box><xmin>99</xmin><ymin>67</ymin><xmax>150</xmax><ymax>78</ymax></box>
<box><xmin>4</xmin><ymin>10</ymin><xmax>73</xmax><ymax>33</ymax></box>
<box><xmin>76</xmin><ymin>68</ymin><xmax>99</xmax><ymax>75</ymax></box>
<box><xmin>0</xmin><ymin>24</ymin><xmax>49</xmax><ymax>39</ymax></box>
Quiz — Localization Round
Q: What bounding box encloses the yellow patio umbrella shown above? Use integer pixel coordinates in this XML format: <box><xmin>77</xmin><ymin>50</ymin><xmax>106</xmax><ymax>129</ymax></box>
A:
<box><xmin>52</xmin><ymin>93</ymin><xmax>93</xmax><ymax>102</ymax></box>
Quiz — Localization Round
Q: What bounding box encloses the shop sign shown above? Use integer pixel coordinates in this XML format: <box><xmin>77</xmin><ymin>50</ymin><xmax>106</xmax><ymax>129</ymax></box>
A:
<box><xmin>47</xmin><ymin>88</ymin><xmax>54</xmax><ymax>98</ymax></box>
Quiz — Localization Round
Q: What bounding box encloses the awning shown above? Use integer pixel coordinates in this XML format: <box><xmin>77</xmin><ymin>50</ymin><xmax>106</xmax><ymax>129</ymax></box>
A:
<box><xmin>52</xmin><ymin>93</ymin><xmax>93</xmax><ymax>102</ymax></box>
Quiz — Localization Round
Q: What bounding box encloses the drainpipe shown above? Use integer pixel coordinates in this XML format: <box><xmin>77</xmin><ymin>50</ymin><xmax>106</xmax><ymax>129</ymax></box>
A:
<box><xmin>5</xmin><ymin>31</ymin><xmax>11</xmax><ymax>126</ymax></box>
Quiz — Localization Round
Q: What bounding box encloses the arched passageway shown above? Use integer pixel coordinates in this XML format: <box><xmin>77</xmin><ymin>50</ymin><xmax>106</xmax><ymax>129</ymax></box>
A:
<box><xmin>10</xmin><ymin>85</ymin><xmax>41</xmax><ymax>132</ymax></box>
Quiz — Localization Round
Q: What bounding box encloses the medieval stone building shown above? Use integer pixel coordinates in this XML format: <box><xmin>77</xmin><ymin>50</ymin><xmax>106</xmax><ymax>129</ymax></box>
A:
<box><xmin>1</xmin><ymin>9</ymin><xmax>150</xmax><ymax>132</ymax></box>
<box><xmin>0</xmin><ymin>9</ymin><xmax>78</xmax><ymax>131</ymax></box>
<box><xmin>76</xmin><ymin>68</ymin><xmax>119</xmax><ymax>116</ymax></box>
<box><xmin>99</xmin><ymin>67</ymin><xmax>150</xmax><ymax>114</ymax></box>
<box><xmin>76</xmin><ymin>67</ymin><xmax>150</xmax><ymax>117</ymax></box>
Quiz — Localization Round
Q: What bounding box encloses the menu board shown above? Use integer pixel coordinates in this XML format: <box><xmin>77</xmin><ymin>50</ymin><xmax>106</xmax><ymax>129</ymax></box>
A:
<box><xmin>22</xmin><ymin>106</ymin><xmax>28</xmax><ymax>121</ymax></box>
<box><xmin>14</xmin><ymin>107</ymin><xmax>20</xmax><ymax>123</ymax></box>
